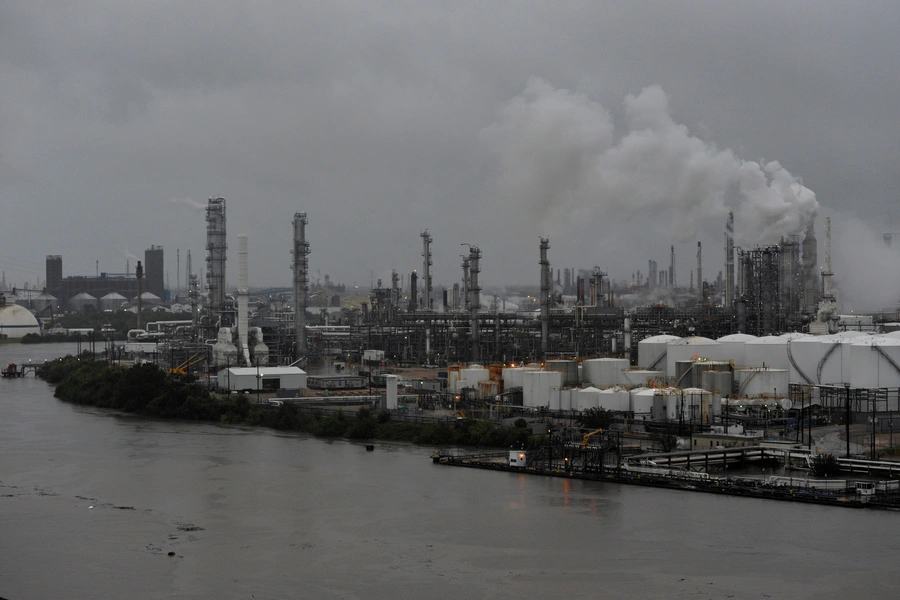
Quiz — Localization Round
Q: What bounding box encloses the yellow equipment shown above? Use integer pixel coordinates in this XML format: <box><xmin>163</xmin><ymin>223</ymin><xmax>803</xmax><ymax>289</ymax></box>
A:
<box><xmin>169</xmin><ymin>353</ymin><xmax>206</xmax><ymax>377</ymax></box>
<box><xmin>581</xmin><ymin>428</ymin><xmax>603</xmax><ymax>449</ymax></box>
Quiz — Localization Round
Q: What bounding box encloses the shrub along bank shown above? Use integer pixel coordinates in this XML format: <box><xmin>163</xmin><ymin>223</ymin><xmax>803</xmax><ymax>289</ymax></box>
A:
<box><xmin>41</xmin><ymin>356</ymin><xmax>546</xmax><ymax>449</ymax></box>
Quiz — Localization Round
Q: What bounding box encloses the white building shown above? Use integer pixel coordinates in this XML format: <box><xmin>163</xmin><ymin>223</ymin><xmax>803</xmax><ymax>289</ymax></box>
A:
<box><xmin>216</xmin><ymin>366</ymin><xmax>307</xmax><ymax>392</ymax></box>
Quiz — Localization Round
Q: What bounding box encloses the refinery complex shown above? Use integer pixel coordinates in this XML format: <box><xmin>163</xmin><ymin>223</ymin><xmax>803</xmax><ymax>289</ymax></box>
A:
<box><xmin>3</xmin><ymin>196</ymin><xmax>900</xmax><ymax>446</ymax></box>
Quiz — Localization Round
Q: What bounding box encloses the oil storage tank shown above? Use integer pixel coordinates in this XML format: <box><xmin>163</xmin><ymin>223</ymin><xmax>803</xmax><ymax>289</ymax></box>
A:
<box><xmin>619</xmin><ymin>369</ymin><xmax>664</xmax><ymax>387</ymax></box>
<box><xmin>630</xmin><ymin>388</ymin><xmax>655</xmax><ymax>420</ymax></box>
<box><xmin>716</xmin><ymin>333</ymin><xmax>758</xmax><ymax>367</ymax></box>
<box><xmin>546</xmin><ymin>360</ymin><xmax>578</xmax><ymax>386</ymax></box>
<box><xmin>597</xmin><ymin>387</ymin><xmax>630</xmax><ymax>412</ymax></box>
<box><xmin>582</xmin><ymin>358</ymin><xmax>629</xmax><ymax>387</ymax></box>
<box><xmin>666</xmin><ymin>337</ymin><xmax>722</xmax><ymax>382</ymax></box>
<box><xmin>734</xmin><ymin>368</ymin><xmax>789</xmax><ymax>397</ymax></box>
<box><xmin>850</xmin><ymin>336</ymin><xmax>900</xmax><ymax>389</ymax></box>
<box><xmin>523</xmin><ymin>370</ymin><xmax>562</xmax><ymax>409</ymax></box>
<box><xmin>745</xmin><ymin>336</ymin><xmax>798</xmax><ymax>371</ymax></box>
<box><xmin>576</xmin><ymin>387</ymin><xmax>601</xmax><ymax>411</ymax></box>
<box><xmin>637</xmin><ymin>334</ymin><xmax>681</xmax><ymax>371</ymax></box>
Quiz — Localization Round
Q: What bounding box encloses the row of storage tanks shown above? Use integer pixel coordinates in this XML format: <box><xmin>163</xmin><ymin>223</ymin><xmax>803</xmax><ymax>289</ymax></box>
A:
<box><xmin>446</xmin><ymin>330</ymin><xmax>900</xmax><ymax>419</ymax></box>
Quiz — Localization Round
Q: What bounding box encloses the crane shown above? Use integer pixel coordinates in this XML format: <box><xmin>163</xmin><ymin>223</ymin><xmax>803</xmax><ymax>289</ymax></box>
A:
<box><xmin>581</xmin><ymin>428</ymin><xmax>603</xmax><ymax>449</ymax></box>
<box><xmin>169</xmin><ymin>352</ymin><xmax>206</xmax><ymax>377</ymax></box>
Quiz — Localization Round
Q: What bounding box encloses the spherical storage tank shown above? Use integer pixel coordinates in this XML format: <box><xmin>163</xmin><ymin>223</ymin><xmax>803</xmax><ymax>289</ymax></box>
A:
<box><xmin>0</xmin><ymin>299</ymin><xmax>41</xmax><ymax>338</ymax></box>
<box><xmin>637</xmin><ymin>334</ymin><xmax>681</xmax><ymax>372</ymax></box>
<box><xmin>666</xmin><ymin>337</ymin><xmax>722</xmax><ymax>380</ymax></box>
<box><xmin>850</xmin><ymin>336</ymin><xmax>900</xmax><ymax>389</ymax></box>
<box><xmin>582</xmin><ymin>358</ymin><xmax>629</xmax><ymax>387</ymax></box>
<box><xmin>716</xmin><ymin>333</ymin><xmax>758</xmax><ymax>367</ymax></box>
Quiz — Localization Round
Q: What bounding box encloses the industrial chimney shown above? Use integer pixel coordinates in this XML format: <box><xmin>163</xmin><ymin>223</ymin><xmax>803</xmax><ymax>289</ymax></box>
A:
<box><xmin>292</xmin><ymin>212</ymin><xmax>309</xmax><ymax>361</ymax></box>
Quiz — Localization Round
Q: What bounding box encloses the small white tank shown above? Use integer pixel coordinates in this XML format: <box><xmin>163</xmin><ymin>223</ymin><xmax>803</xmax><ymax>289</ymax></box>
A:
<box><xmin>576</xmin><ymin>387</ymin><xmax>601</xmax><ymax>411</ymax></box>
<box><xmin>597</xmin><ymin>387</ymin><xmax>629</xmax><ymax>412</ymax></box>
<box><xmin>666</xmin><ymin>337</ymin><xmax>722</xmax><ymax>380</ymax></box>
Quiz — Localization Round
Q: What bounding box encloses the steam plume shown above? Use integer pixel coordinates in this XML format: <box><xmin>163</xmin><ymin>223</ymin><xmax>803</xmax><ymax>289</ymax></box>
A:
<box><xmin>481</xmin><ymin>78</ymin><xmax>818</xmax><ymax>244</ymax></box>
<box><xmin>169</xmin><ymin>196</ymin><xmax>205</xmax><ymax>211</ymax></box>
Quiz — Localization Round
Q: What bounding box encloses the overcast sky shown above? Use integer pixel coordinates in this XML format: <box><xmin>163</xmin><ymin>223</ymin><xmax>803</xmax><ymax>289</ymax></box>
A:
<box><xmin>2</xmin><ymin>2</ymin><xmax>899</xmax><ymax>308</ymax></box>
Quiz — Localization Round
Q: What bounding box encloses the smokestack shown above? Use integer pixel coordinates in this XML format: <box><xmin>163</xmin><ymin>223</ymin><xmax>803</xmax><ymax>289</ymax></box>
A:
<box><xmin>539</xmin><ymin>238</ymin><xmax>550</xmax><ymax>358</ymax></box>
<box><xmin>292</xmin><ymin>212</ymin><xmax>309</xmax><ymax>361</ymax></box>
<box><xmin>135</xmin><ymin>261</ymin><xmax>143</xmax><ymax>330</ymax></box>
<box><xmin>725</xmin><ymin>211</ymin><xmax>735</xmax><ymax>307</ymax></box>
<box><xmin>697</xmin><ymin>241</ymin><xmax>703</xmax><ymax>302</ymax></box>
<box><xmin>421</xmin><ymin>230</ymin><xmax>433</xmax><ymax>310</ymax></box>
<box><xmin>237</xmin><ymin>234</ymin><xmax>251</xmax><ymax>366</ymax></box>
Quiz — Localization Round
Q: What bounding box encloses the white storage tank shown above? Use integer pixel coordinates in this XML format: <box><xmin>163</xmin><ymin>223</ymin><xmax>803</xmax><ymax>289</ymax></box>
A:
<box><xmin>650</xmin><ymin>389</ymin><xmax>679</xmax><ymax>421</ymax></box>
<box><xmin>597</xmin><ymin>387</ymin><xmax>630</xmax><ymax>412</ymax></box>
<box><xmin>559</xmin><ymin>388</ymin><xmax>574</xmax><ymax>411</ymax></box>
<box><xmin>69</xmin><ymin>292</ymin><xmax>98</xmax><ymax>313</ymax></box>
<box><xmin>630</xmin><ymin>388</ymin><xmax>656</xmax><ymax>418</ymax></box>
<box><xmin>716</xmin><ymin>333</ymin><xmax>758</xmax><ymax>367</ymax></box>
<box><xmin>546</xmin><ymin>360</ymin><xmax>579</xmax><ymax>385</ymax></box>
<box><xmin>458</xmin><ymin>366</ymin><xmax>489</xmax><ymax>392</ymax></box>
<box><xmin>523</xmin><ymin>370</ymin><xmax>562</xmax><ymax>409</ymax></box>
<box><xmin>850</xmin><ymin>336</ymin><xmax>900</xmax><ymax>389</ymax></box>
<box><xmin>637</xmin><ymin>334</ymin><xmax>681</xmax><ymax>370</ymax></box>
<box><xmin>576</xmin><ymin>387</ymin><xmax>601</xmax><ymax>411</ymax></box>
<box><xmin>666</xmin><ymin>337</ymin><xmax>722</xmax><ymax>381</ymax></box>
<box><xmin>682</xmin><ymin>388</ymin><xmax>714</xmax><ymax>423</ymax></box>
<box><xmin>734</xmin><ymin>368</ymin><xmax>790</xmax><ymax>397</ymax></box>
<box><xmin>744</xmin><ymin>336</ymin><xmax>792</xmax><ymax>370</ymax></box>
<box><xmin>502</xmin><ymin>366</ymin><xmax>539</xmax><ymax>390</ymax></box>
<box><xmin>582</xmin><ymin>358</ymin><xmax>630</xmax><ymax>387</ymax></box>
<box><xmin>786</xmin><ymin>336</ymin><xmax>827</xmax><ymax>385</ymax></box>
<box><xmin>619</xmin><ymin>369</ymin><xmax>665</xmax><ymax>387</ymax></box>
<box><xmin>701</xmin><ymin>370</ymin><xmax>733</xmax><ymax>397</ymax></box>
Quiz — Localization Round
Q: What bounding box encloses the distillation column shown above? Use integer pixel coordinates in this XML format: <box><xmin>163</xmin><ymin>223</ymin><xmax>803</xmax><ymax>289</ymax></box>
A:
<box><xmin>237</xmin><ymin>234</ymin><xmax>251</xmax><ymax>366</ymax></box>
<box><xmin>539</xmin><ymin>238</ymin><xmax>550</xmax><ymax>358</ymax></box>
<box><xmin>205</xmin><ymin>197</ymin><xmax>227</xmax><ymax>325</ymax></box>
<box><xmin>468</xmin><ymin>246</ymin><xmax>481</xmax><ymax>363</ymax></box>
<box><xmin>725</xmin><ymin>211</ymin><xmax>734</xmax><ymax>308</ymax></box>
<box><xmin>292</xmin><ymin>212</ymin><xmax>310</xmax><ymax>360</ymax></box>
<box><xmin>421</xmin><ymin>230</ymin><xmax>433</xmax><ymax>310</ymax></box>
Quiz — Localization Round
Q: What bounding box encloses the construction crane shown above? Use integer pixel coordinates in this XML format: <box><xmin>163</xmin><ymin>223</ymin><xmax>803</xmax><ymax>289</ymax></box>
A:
<box><xmin>581</xmin><ymin>428</ymin><xmax>603</xmax><ymax>449</ymax></box>
<box><xmin>169</xmin><ymin>353</ymin><xmax>206</xmax><ymax>377</ymax></box>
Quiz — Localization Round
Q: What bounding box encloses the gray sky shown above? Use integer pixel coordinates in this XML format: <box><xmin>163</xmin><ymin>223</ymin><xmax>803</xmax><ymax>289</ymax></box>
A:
<box><xmin>2</xmin><ymin>1</ymin><xmax>899</xmax><ymax>308</ymax></box>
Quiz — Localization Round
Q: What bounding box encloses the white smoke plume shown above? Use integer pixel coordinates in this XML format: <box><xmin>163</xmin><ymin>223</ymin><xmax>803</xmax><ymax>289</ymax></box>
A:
<box><xmin>169</xmin><ymin>196</ymin><xmax>205</xmax><ymax>211</ymax></box>
<box><xmin>481</xmin><ymin>78</ymin><xmax>819</xmax><ymax>244</ymax></box>
<box><xmin>831</xmin><ymin>217</ymin><xmax>900</xmax><ymax>312</ymax></box>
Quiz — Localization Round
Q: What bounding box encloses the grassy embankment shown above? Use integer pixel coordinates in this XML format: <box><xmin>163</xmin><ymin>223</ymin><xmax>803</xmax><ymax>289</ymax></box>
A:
<box><xmin>42</xmin><ymin>356</ymin><xmax>546</xmax><ymax>449</ymax></box>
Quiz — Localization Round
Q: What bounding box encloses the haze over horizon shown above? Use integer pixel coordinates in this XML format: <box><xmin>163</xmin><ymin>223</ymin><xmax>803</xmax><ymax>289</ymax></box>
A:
<box><xmin>2</xmin><ymin>2</ymin><xmax>899</xmax><ymax>310</ymax></box>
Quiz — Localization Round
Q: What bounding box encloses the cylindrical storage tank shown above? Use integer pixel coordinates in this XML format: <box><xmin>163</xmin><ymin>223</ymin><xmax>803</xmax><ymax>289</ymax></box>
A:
<box><xmin>674</xmin><ymin>360</ymin><xmax>695</xmax><ymax>387</ymax></box>
<box><xmin>69</xmin><ymin>292</ymin><xmax>98</xmax><ymax>313</ymax></box>
<box><xmin>744</xmin><ymin>336</ymin><xmax>791</xmax><ymax>370</ymax></box>
<box><xmin>682</xmin><ymin>388</ymin><xmax>713</xmax><ymax>423</ymax></box>
<box><xmin>558</xmin><ymin>388</ymin><xmax>573</xmax><ymax>411</ymax></box>
<box><xmin>619</xmin><ymin>369</ymin><xmax>664</xmax><ymax>387</ymax></box>
<box><xmin>716</xmin><ymin>333</ymin><xmax>758</xmax><ymax>367</ymax></box>
<box><xmin>597</xmin><ymin>387</ymin><xmax>629</xmax><ymax>412</ymax></box>
<box><xmin>701</xmin><ymin>370</ymin><xmax>733</xmax><ymax>397</ymax></box>
<box><xmin>448</xmin><ymin>367</ymin><xmax>461</xmax><ymax>393</ymax></box>
<box><xmin>687</xmin><ymin>361</ymin><xmax>731</xmax><ymax>389</ymax></box>
<box><xmin>546</xmin><ymin>360</ymin><xmax>578</xmax><ymax>386</ymax></box>
<box><xmin>523</xmin><ymin>370</ymin><xmax>562</xmax><ymax>410</ymax></box>
<box><xmin>99</xmin><ymin>292</ymin><xmax>127</xmax><ymax>312</ymax></box>
<box><xmin>502</xmin><ymin>366</ymin><xmax>539</xmax><ymax>390</ymax></box>
<box><xmin>478</xmin><ymin>380</ymin><xmax>499</xmax><ymax>399</ymax></box>
<box><xmin>734</xmin><ymin>368</ymin><xmax>790</xmax><ymax>397</ymax></box>
<box><xmin>522</xmin><ymin>370</ymin><xmax>534</xmax><ymax>407</ymax></box>
<box><xmin>637</xmin><ymin>334</ymin><xmax>681</xmax><ymax>371</ymax></box>
<box><xmin>33</xmin><ymin>293</ymin><xmax>58</xmax><ymax>314</ymax></box>
<box><xmin>786</xmin><ymin>336</ymin><xmax>827</xmax><ymax>385</ymax></box>
<box><xmin>582</xmin><ymin>358</ymin><xmax>630</xmax><ymax>387</ymax></box>
<box><xmin>630</xmin><ymin>388</ymin><xmax>656</xmax><ymax>418</ymax></box>
<box><xmin>460</xmin><ymin>366</ymin><xmax>489</xmax><ymax>391</ymax></box>
<box><xmin>820</xmin><ymin>331</ymin><xmax>866</xmax><ymax>384</ymax></box>
<box><xmin>666</xmin><ymin>337</ymin><xmax>722</xmax><ymax>381</ymax></box>
<box><xmin>650</xmin><ymin>389</ymin><xmax>678</xmax><ymax>421</ymax></box>
<box><xmin>576</xmin><ymin>387</ymin><xmax>601</xmax><ymax>411</ymax></box>
<box><xmin>850</xmin><ymin>336</ymin><xmax>900</xmax><ymax>388</ymax></box>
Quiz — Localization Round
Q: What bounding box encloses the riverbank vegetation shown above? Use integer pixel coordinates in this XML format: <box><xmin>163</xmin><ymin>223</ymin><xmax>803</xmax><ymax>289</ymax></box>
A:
<box><xmin>42</xmin><ymin>356</ymin><xmax>547</xmax><ymax>449</ymax></box>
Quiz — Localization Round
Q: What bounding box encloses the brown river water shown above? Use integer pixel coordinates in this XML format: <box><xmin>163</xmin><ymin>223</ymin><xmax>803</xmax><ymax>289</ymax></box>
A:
<box><xmin>1</xmin><ymin>343</ymin><xmax>898</xmax><ymax>599</ymax></box>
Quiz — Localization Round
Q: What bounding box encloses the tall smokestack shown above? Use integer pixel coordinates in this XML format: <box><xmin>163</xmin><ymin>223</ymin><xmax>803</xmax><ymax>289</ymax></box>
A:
<box><xmin>823</xmin><ymin>216</ymin><xmax>833</xmax><ymax>298</ymax></box>
<box><xmin>539</xmin><ymin>238</ymin><xmax>550</xmax><ymax>358</ymax></box>
<box><xmin>237</xmin><ymin>234</ymin><xmax>251</xmax><ymax>366</ymax></box>
<box><xmin>421</xmin><ymin>230</ymin><xmax>433</xmax><ymax>310</ymax></box>
<box><xmin>725</xmin><ymin>211</ymin><xmax>734</xmax><ymax>307</ymax></box>
<box><xmin>135</xmin><ymin>260</ymin><xmax>143</xmax><ymax>330</ymax></box>
<box><xmin>292</xmin><ymin>212</ymin><xmax>309</xmax><ymax>361</ymax></box>
<box><xmin>697</xmin><ymin>241</ymin><xmax>703</xmax><ymax>302</ymax></box>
